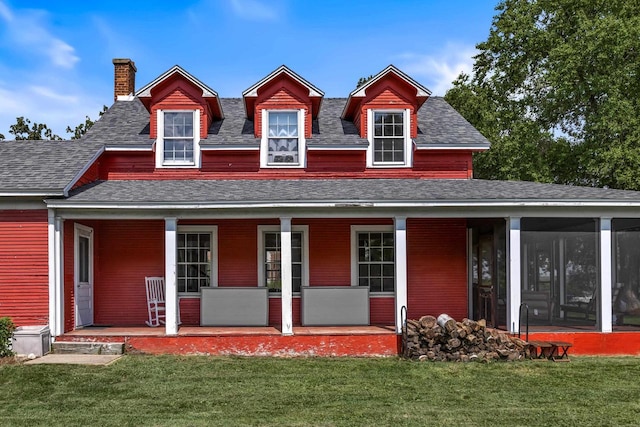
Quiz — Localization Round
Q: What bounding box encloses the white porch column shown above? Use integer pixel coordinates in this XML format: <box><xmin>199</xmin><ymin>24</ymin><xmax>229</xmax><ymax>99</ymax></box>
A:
<box><xmin>507</xmin><ymin>217</ymin><xmax>521</xmax><ymax>334</ymax></box>
<box><xmin>394</xmin><ymin>216</ymin><xmax>408</xmax><ymax>333</ymax></box>
<box><xmin>164</xmin><ymin>217</ymin><xmax>179</xmax><ymax>336</ymax></box>
<box><xmin>600</xmin><ymin>217</ymin><xmax>613</xmax><ymax>332</ymax></box>
<box><xmin>280</xmin><ymin>217</ymin><xmax>293</xmax><ymax>335</ymax></box>
<box><xmin>48</xmin><ymin>211</ymin><xmax>64</xmax><ymax>337</ymax></box>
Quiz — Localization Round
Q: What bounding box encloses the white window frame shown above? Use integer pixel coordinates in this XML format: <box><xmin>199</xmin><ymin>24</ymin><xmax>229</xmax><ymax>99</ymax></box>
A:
<box><xmin>351</xmin><ymin>225</ymin><xmax>395</xmax><ymax>295</ymax></box>
<box><xmin>257</xmin><ymin>225</ymin><xmax>309</xmax><ymax>294</ymax></box>
<box><xmin>366</xmin><ymin>108</ymin><xmax>412</xmax><ymax>168</ymax></box>
<box><xmin>155</xmin><ymin>109</ymin><xmax>201</xmax><ymax>168</ymax></box>
<box><xmin>260</xmin><ymin>109</ymin><xmax>306</xmax><ymax>168</ymax></box>
<box><xmin>177</xmin><ymin>225</ymin><xmax>218</xmax><ymax>297</ymax></box>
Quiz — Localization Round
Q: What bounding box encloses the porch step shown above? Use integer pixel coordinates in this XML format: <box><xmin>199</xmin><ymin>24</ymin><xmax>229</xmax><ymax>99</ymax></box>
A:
<box><xmin>52</xmin><ymin>341</ymin><xmax>124</xmax><ymax>355</ymax></box>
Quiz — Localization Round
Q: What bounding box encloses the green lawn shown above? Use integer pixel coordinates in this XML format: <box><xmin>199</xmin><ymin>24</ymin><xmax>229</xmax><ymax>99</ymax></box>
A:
<box><xmin>1</xmin><ymin>356</ymin><xmax>639</xmax><ymax>426</ymax></box>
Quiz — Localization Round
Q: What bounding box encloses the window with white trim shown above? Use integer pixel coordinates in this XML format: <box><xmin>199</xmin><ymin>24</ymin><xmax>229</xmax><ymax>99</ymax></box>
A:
<box><xmin>260</xmin><ymin>110</ymin><xmax>306</xmax><ymax>168</ymax></box>
<box><xmin>177</xmin><ymin>226</ymin><xmax>217</xmax><ymax>294</ymax></box>
<box><xmin>351</xmin><ymin>225</ymin><xmax>395</xmax><ymax>293</ymax></box>
<box><xmin>367</xmin><ymin>109</ymin><xmax>411</xmax><ymax>167</ymax></box>
<box><xmin>258</xmin><ymin>225</ymin><xmax>309</xmax><ymax>293</ymax></box>
<box><xmin>156</xmin><ymin>109</ymin><xmax>201</xmax><ymax>168</ymax></box>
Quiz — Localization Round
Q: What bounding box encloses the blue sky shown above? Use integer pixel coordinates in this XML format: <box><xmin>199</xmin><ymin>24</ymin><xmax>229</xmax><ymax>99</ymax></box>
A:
<box><xmin>0</xmin><ymin>0</ymin><xmax>498</xmax><ymax>138</ymax></box>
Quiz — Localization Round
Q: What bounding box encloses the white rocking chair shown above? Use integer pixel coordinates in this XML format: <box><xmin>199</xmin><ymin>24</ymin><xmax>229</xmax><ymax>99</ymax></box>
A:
<box><xmin>145</xmin><ymin>277</ymin><xmax>181</xmax><ymax>327</ymax></box>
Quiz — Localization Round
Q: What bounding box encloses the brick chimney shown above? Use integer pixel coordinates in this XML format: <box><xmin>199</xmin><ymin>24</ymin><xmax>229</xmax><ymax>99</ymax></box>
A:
<box><xmin>112</xmin><ymin>58</ymin><xmax>137</xmax><ymax>101</ymax></box>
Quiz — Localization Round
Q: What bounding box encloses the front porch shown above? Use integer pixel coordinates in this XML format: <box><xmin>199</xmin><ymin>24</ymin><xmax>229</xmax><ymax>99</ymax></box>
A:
<box><xmin>60</xmin><ymin>325</ymin><xmax>400</xmax><ymax>356</ymax></box>
<box><xmin>58</xmin><ymin>325</ymin><xmax>640</xmax><ymax>356</ymax></box>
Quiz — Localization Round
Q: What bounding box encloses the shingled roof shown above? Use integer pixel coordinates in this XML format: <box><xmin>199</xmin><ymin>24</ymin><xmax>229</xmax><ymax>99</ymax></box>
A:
<box><xmin>0</xmin><ymin>140</ymin><xmax>101</xmax><ymax>195</ymax></box>
<box><xmin>80</xmin><ymin>95</ymin><xmax>489</xmax><ymax>150</ymax></box>
<box><xmin>53</xmin><ymin>178</ymin><xmax>640</xmax><ymax>206</ymax></box>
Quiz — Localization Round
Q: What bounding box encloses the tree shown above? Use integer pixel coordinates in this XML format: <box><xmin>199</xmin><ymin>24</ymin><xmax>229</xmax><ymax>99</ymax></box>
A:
<box><xmin>445</xmin><ymin>0</ymin><xmax>640</xmax><ymax>189</ymax></box>
<box><xmin>8</xmin><ymin>117</ymin><xmax>62</xmax><ymax>140</ymax></box>
<box><xmin>65</xmin><ymin>105</ymin><xmax>108</xmax><ymax>140</ymax></box>
<box><xmin>356</xmin><ymin>75</ymin><xmax>374</xmax><ymax>88</ymax></box>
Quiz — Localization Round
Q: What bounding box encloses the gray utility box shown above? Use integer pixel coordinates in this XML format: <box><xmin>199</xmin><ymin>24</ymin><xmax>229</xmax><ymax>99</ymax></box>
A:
<box><xmin>301</xmin><ymin>286</ymin><xmax>370</xmax><ymax>326</ymax></box>
<box><xmin>12</xmin><ymin>325</ymin><xmax>51</xmax><ymax>357</ymax></box>
<box><xmin>200</xmin><ymin>287</ymin><xmax>269</xmax><ymax>326</ymax></box>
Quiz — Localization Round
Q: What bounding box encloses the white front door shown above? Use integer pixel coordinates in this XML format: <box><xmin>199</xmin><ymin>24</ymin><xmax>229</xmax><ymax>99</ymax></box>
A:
<box><xmin>75</xmin><ymin>224</ymin><xmax>94</xmax><ymax>327</ymax></box>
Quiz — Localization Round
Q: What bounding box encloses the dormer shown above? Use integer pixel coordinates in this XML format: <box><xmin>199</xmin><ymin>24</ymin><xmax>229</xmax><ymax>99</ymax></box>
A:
<box><xmin>242</xmin><ymin>66</ymin><xmax>324</xmax><ymax>168</ymax></box>
<box><xmin>342</xmin><ymin>65</ymin><xmax>431</xmax><ymax>168</ymax></box>
<box><xmin>136</xmin><ymin>65</ymin><xmax>224</xmax><ymax>169</ymax></box>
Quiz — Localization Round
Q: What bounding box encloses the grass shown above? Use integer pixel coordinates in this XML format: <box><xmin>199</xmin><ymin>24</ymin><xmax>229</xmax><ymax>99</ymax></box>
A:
<box><xmin>1</xmin><ymin>356</ymin><xmax>640</xmax><ymax>426</ymax></box>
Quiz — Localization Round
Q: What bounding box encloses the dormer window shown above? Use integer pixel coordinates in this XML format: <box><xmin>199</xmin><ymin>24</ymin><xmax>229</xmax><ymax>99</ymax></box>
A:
<box><xmin>155</xmin><ymin>109</ymin><xmax>201</xmax><ymax>168</ymax></box>
<box><xmin>164</xmin><ymin>112</ymin><xmax>194</xmax><ymax>163</ymax></box>
<box><xmin>261</xmin><ymin>109</ymin><xmax>306</xmax><ymax>168</ymax></box>
<box><xmin>268</xmin><ymin>111</ymin><xmax>299</xmax><ymax>164</ymax></box>
<box><xmin>367</xmin><ymin>109</ymin><xmax>411</xmax><ymax>167</ymax></box>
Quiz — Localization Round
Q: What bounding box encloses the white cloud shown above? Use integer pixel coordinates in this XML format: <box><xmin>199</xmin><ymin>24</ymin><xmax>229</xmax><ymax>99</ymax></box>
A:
<box><xmin>0</xmin><ymin>1</ymin><xmax>12</xmax><ymax>21</ymax></box>
<box><xmin>229</xmin><ymin>0</ymin><xmax>278</xmax><ymax>21</ymax></box>
<box><xmin>0</xmin><ymin>2</ymin><xmax>91</xmax><ymax>138</ymax></box>
<box><xmin>0</xmin><ymin>1</ymin><xmax>79</xmax><ymax>69</ymax></box>
<box><xmin>0</xmin><ymin>80</ymin><xmax>104</xmax><ymax>138</ymax></box>
<box><xmin>396</xmin><ymin>44</ymin><xmax>477</xmax><ymax>96</ymax></box>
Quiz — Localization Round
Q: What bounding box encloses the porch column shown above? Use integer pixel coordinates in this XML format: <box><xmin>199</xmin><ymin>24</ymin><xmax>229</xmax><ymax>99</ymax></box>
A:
<box><xmin>507</xmin><ymin>217</ymin><xmax>521</xmax><ymax>334</ymax></box>
<box><xmin>164</xmin><ymin>217</ymin><xmax>179</xmax><ymax>336</ymax></box>
<box><xmin>280</xmin><ymin>217</ymin><xmax>293</xmax><ymax>335</ymax></box>
<box><xmin>47</xmin><ymin>211</ymin><xmax>64</xmax><ymax>337</ymax></box>
<box><xmin>395</xmin><ymin>216</ymin><xmax>408</xmax><ymax>333</ymax></box>
<box><xmin>600</xmin><ymin>217</ymin><xmax>613</xmax><ymax>332</ymax></box>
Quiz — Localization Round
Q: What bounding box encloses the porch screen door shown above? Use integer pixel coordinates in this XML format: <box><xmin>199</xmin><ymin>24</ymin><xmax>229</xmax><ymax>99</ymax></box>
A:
<box><xmin>75</xmin><ymin>224</ymin><xmax>94</xmax><ymax>327</ymax></box>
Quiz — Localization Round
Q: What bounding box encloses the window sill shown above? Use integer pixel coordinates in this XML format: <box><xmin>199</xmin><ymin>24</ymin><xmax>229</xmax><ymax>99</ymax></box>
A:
<box><xmin>159</xmin><ymin>162</ymin><xmax>197</xmax><ymax>169</ymax></box>
<box><xmin>369</xmin><ymin>292</ymin><xmax>395</xmax><ymax>298</ymax></box>
<box><xmin>368</xmin><ymin>163</ymin><xmax>410</xmax><ymax>169</ymax></box>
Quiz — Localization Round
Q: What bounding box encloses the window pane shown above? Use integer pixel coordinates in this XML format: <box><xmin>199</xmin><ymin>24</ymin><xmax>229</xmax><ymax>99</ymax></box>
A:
<box><xmin>370</xmin><ymin>278</ymin><xmax>382</xmax><ymax>293</ymax></box>
<box><xmin>178</xmin><ymin>231</ymin><xmax>212</xmax><ymax>293</ymax></box>
<box><xmin>357</xmin><ymin>231</ymin><xmax>395</xmax><ymax>293</ymax></box>
<box><xmin>383</xmin><ymin>264</ymin><xmax>394</xmax><ymax>277</ymax></box>
<box><xmin>78</xmin><ymin>236</ymin><xmax>89</xmax><ymax>283</ymax></box>
<box><xmin>370</xmin><ymin>264</ymin><xmax>381</xmax><ymax>277</ymax></box>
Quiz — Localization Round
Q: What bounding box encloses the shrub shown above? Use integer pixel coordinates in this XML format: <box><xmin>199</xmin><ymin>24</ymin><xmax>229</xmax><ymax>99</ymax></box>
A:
<box><xmin>0</xmin><ymin>317</ymin><xmax>16</xmax><ymax>357</ymax></box>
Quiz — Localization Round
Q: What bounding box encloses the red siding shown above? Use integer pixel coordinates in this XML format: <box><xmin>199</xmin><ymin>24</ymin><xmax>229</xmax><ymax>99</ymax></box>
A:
<box><xmin>407</xmin><ymin>218</ymin><xmax>468</xmax><ymax>320</ymax></box>
<box><xmin>93</xmin><ymin>220</ymin><xmax>165</xmax><ymax>326</ymax></box>
<box><xmin>268</xmin><ymin>297</ymin><xmax>301</xmax><ymax>327</ymax></box>
<box><xmin>306</xmin><ymin>150</ymin><xmax>366</xmax><ymax>173</ymax></box>
<box><xmin>254</xmin><ymin>74</ymin><xmax>313</xmax><ymax>139</ymax></box>
<box><xmin>0</xmin><ymin>210</ymin><xmax>49</xmax><ymax>326</ymax></box>
<box><xmin>149</xmin><ymin>77</ymin><xmax>210</xmax><ymax>139</ymax></box>
<box><xmin>413</xmin><ymin>150</ymin><xmax>473</xmax><ymax>179</ymax></box>
<box><xmin>215</xmin><ymin>219</ymin><xmax>266</xmax><ymax>286</ymax></box>
<box><xmin>97</xmin><ymin>150</ymin><xmax>472</xmax><ymax>179</ymax></box>
<box><xmin>72</xmin><ymin>160</ymin><xmax>100</xmax><ymax>190</ymax></box>
<box><xmin>358</xmin><ymin>74</ymin><xmax>420</xmax><ymax>139</ymax></box>
<box><xmin>370</xmin><ymin>297</ymin><xmax>395</xmax><ymax>325</ymax></box>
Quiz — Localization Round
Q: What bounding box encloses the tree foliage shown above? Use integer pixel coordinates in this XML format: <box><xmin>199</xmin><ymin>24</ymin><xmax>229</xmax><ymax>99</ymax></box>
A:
<box><xmin>1</xmin><ymin>105</ymin><xmax>108</xmax><ymax>142</ymax></box>
<box><xmin>445</xmin><ymin>0</ymin><xmax>640</xmax><ymax>189</ymax></box>
<box><xmin>65</xmin><ymin>105</ymin><xmax>108</xmax><ymax>140</ymax></box>
<box><xmin>8</xmin><ymin>117</ymin><xmax>62</xmax><ymax>141</ymax></box>
<box><xmin>356</xmin><ymin>75</ymin><xmax>374</xmax><ymax>88</ymax></box>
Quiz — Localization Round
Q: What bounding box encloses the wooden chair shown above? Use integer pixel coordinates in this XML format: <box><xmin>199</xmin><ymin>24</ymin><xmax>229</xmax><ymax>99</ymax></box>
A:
<box><xmin>145</xmin><ymin>277</ymin><xmax>165</xmax><ymax>327</ymax></box>
<box><xmin>145</xmin><ymin>277</ymin><xmax>181</xmax><ymax>327</ymax></box>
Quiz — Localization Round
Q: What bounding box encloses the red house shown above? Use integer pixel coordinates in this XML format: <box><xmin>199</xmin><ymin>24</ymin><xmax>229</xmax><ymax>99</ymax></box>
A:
<box><xmin>2</xmin><ymin>58</ymin><xmax>640</xmax><ymax>356</ymax></box>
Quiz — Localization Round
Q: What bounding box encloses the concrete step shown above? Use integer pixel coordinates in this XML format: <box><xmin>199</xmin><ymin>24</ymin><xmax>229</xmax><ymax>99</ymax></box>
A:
<box><xmin>52</xmin><ymin>341</ymin><xmax>124</xmax><ymax>355</ymax></box>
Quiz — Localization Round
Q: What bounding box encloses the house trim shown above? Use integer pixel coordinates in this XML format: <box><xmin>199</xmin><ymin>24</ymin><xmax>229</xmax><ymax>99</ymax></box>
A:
<box><xmin>177</xmin><ymin>225</ymin><xmax>219</xmax><ymax>294</ymax></box>
<box><xmin>350</xmin><ymin>224</ymin><xmax>395</xmax><ymax>297</ymax></box>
